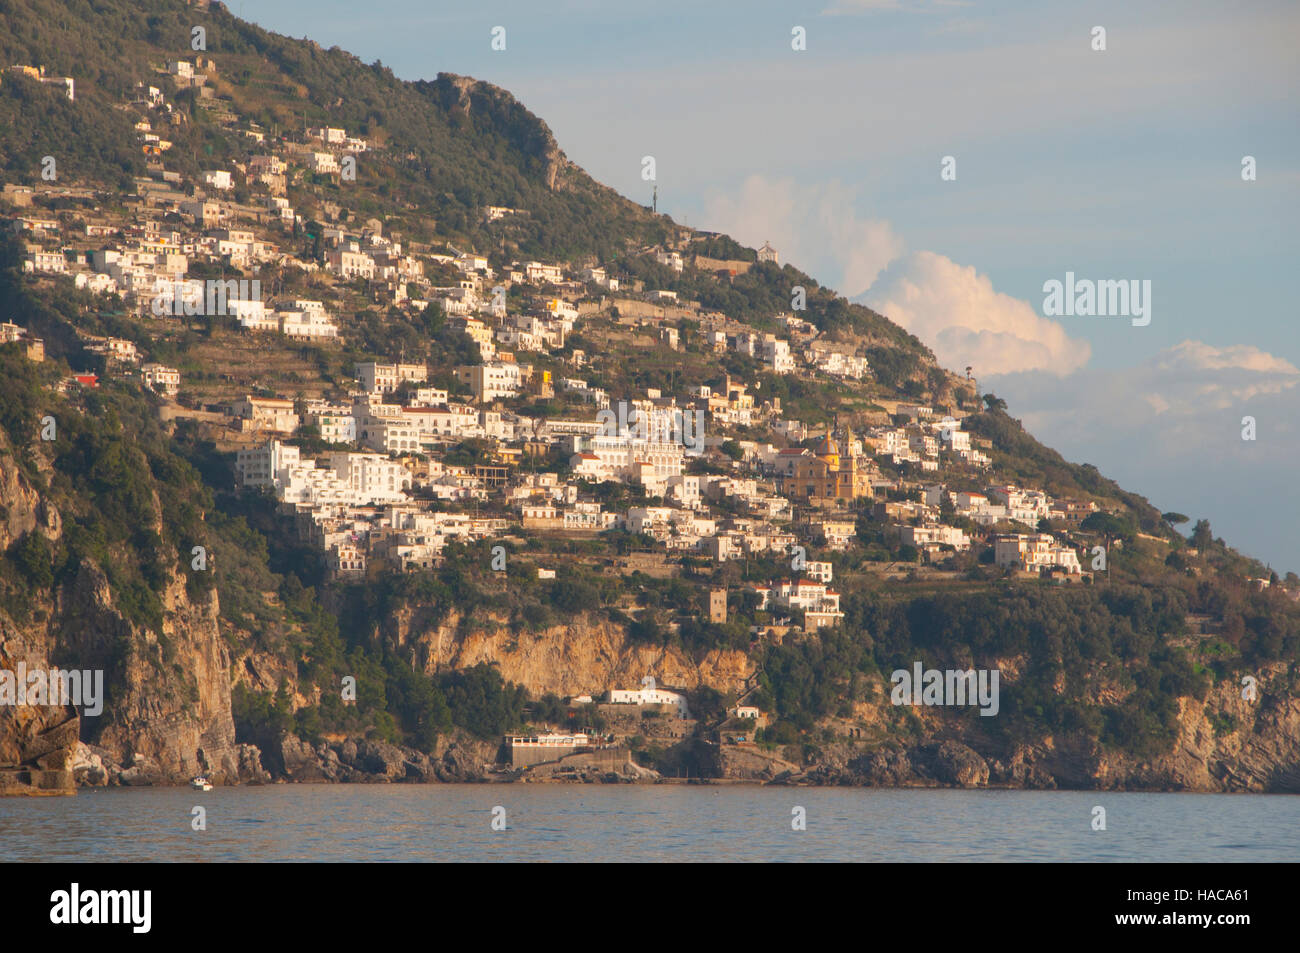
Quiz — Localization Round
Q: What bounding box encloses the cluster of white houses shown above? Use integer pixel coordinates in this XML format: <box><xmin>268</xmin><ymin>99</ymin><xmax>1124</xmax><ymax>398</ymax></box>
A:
<box><xmin>214</xmin><ymin>344</ymin><xmax>1110</xmax><ymax>586</ymax></box>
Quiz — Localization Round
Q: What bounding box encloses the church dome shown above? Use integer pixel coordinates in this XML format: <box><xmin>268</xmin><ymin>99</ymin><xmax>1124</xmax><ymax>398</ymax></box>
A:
<box><xmin>814</xmin><ymin>435</ymin><xmax>840</xmax><ymax>464</ymax></box>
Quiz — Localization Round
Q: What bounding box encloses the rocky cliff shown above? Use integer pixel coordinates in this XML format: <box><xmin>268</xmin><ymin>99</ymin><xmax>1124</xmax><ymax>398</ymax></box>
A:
<box><xmin>0</xmin><ymin>432</ymin><xmax>75</xmax><ymax>794</ymax></box>
<box><xmin>380</xmin><ymin>606</ymin><xmax>752</xmax><ymax>698</ymax></box>
<box><xmin>0</xmin><ymin>430</ymin><xmax>262</xmax><ymax>790</ymax></box>
<box><xmin>57</xmin><ymin>558</ymin><xmax>244</xmax><ymax>784</ymax></box>
<box><xmin>0</xmin><ymin>616</ymin><xmax>78</xmax><ymax>795</ymax></box>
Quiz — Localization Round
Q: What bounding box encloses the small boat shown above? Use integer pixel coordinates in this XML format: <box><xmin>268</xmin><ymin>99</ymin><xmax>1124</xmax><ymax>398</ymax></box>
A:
<box><xmin>191</xmin><ymin>776</ymin><xmax>213</xmax><ymax>791</ymax></box>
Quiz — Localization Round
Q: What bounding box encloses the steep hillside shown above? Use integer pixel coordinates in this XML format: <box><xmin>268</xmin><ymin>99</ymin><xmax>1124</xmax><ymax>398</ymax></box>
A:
<box><xmin>0</xmin><ymin>0</ymin><xmax>1296</xmax><ymax>793</ymax></box>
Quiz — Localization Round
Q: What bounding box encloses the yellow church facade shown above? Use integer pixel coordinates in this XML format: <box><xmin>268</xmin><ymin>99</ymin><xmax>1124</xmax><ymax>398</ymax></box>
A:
<box><xmin>787</xmin><ymin>431</ymin><xmax>874</xmax><ymax>503</ymax></box>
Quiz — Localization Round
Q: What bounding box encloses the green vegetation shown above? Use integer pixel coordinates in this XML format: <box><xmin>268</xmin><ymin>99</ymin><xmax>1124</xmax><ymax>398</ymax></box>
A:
<box><xmin>752</xmin><ymin>581</ymin><xmax>1298</xmax><ymax>761</ymax></box>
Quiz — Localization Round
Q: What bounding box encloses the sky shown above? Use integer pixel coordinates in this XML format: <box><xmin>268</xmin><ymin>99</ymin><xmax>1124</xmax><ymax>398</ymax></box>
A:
<box><xmin>246</xmin><ymin>0</ymin><xmax>1299</xmax><ymax>574</ymax></box>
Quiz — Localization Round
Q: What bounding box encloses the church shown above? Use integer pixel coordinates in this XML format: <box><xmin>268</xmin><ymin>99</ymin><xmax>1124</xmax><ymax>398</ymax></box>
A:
<box><xmin>786</xmin><ymin>424</ymin><xmax>874</xmax><ymax>503</ymax></box>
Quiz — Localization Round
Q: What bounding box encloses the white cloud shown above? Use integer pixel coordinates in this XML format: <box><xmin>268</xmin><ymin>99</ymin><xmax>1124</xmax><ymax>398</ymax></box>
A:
<box><xmin>701</xmin><ymin>175</ymin><xmax>903</xmax><ymax>298</ymax></box>
<box><xmin>862</xmin><ymin>250</ymin><xmax>1091</xmax><ymax>376</ymax></box>
<box><xmin>1152</xmin><ymin>340</ymin><xmax>1299</xmax><ymax>377</ymax></box>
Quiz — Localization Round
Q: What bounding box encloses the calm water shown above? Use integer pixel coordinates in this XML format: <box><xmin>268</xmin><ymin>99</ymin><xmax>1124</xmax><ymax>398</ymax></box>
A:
<box><xmin>2</xmin><ymin>786</ymin><xmax>1297</xmax><ymax>862</ymax></box>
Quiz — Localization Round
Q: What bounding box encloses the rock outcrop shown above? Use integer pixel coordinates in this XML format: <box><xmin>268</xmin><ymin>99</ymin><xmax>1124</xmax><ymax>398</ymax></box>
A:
<box><xmin>247</xmin><ymin>732</ymin><xmax>498</xmax><ymax>784</ymax></box>
<box><xmin>0</xmin><ymin>436</ymin><xmax>76</xmax><ymax>795</ymax></box>
<box><xmin>0</xmin><ymin>706</ymin><xmax>77</xmax><ymax>795</ymax></box>
<box><xmin>739</xmin><ymin>665</ymin><xmax>1300</xmax><ymax>792</ymax></box>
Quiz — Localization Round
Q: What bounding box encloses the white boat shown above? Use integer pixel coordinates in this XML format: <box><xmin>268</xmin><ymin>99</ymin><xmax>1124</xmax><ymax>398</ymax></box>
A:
<box><xmin>190</xmin><ymin>776</ymin><xmax>213</xmax><ymax>791</ymax></box>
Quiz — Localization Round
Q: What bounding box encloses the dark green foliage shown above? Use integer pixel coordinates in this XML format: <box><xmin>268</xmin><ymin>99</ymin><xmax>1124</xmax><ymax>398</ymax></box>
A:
<box><xmin>437</xmin><ymin>663</ymin><xmax>528</xmax><ymax>739</ymax></box>
<box><xmin>1081</xmin><ymin>511</ymin><xmax>1136</xmax><ymax>541</ymax></box>
<box><xmin>753</xmin><ymin>628</ymin><xmax>876</xmax><ymax>732</ymax></box>
<box><xmin>839</xmin><ymin>585</ymin><xmax>1211</xmax><ymax>758</ymax></box>
<box><xmin>9</xmin><ymin>530</ymin><xmax>53</xmax><ymax>589</ymax></box>
<box><xmin>0</xmin><ymin>68</ymin><xmax>143</xmax><ymax>183</ymax></box>
<box><xmin>1191</xmin><ymin>519</ymin><xmax>1214</xmax><ymax>551</ymax></box>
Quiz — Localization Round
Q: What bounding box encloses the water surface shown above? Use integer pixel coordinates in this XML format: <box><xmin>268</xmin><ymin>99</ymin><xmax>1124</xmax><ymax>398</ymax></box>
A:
<box><xmin>2</xmin><ymin>786</ymin><xmax>1296</xmax><ymax>862</ymax></box>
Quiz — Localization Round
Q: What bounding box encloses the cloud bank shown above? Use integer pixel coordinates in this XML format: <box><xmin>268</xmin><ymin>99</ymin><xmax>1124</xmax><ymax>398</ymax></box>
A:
<box><xmin>863</xmin><ymin>251</ymin><xmax>1092</xmax><ymax>376</ymax></box>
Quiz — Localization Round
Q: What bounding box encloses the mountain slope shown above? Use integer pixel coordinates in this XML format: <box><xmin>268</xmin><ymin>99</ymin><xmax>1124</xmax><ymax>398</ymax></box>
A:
<box><xmin>0</xmin><ymin>0</ymin><xmax>1296</xmax><ymax>792</ymax></box>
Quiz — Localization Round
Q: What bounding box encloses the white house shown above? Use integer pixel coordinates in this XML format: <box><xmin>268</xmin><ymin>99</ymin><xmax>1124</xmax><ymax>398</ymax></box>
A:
<box><xmin>994</xmin><ymin>533</ymin><xmax>1082</xmax><ymax>574</ymax></box>
<box><xmin>355</xmin><ymin>361</ymin><xmax>427</xmax><ymax>394</ymax></box>
<box><xmin>455</xmin><ymin>361</ymin><xmax>522</xmax><ymax>403</ymax></box>
<box><xmin>140</xmin><ymin>362</ymin><xmax>181</xmax><ymax>397</ymax></box>
<box><xmin>306</xmin><ymin>152</ymin><xmax>340</xmax><ymax>175</ymax></box>
<box><xmin>202</xmin><ymin>170</ymin><xmax>233</xmax><ymax>191</ymax></box>
<box><xmin>607</xmin><ymin>681</ymin><xmax>690</xmax><ymax>718</ymax></box>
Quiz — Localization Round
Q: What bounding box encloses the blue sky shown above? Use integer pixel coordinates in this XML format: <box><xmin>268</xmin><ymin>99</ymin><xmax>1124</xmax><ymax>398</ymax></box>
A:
<box><xmin>246</xmin><ymin>0</ymin><xmax>1299</xmax><ymax>573</ymax></box>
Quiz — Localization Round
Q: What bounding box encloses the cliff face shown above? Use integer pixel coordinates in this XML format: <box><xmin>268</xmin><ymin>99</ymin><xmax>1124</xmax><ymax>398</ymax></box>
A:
<box><xmin>0</xmin><ymin>612</ymin><xmax>78</xmax><ymax>795</ymax></box>
<box><xmin>1111</xmin><ymin>662</ymin><xmax>1300</xmax><ymax>792</ymax></box>
<box><xmin>997</xmin><ymin>664</ymin><xmax>1300</xmax><ymax>792</ymax></box>
<box><xmin>58</xmin><ymin>560</ymin><xmax>241</xmax><ymax>784</ymax></box>
<box><xmin>0</xmin><ymin>433</ymin><xmax>247</xmax><ymax>791</ymax></box>
<box><xmin>0</xmin><ymin>444</ymin><xmax>61</xmax><ymax>553</ymax></box>
<box><xmin>381</xmin><ymin>607</ymin><xmax>753</xmax><ymax>699</ymax></box>
<box><xmin>0</xmin><ymin>435</ymin><xmax>75</xmax><ymax>794</ymax></box>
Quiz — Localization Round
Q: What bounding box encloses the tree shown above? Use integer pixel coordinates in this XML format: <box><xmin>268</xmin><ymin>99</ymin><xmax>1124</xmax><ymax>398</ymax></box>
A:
<box><xmin>11</xmin><ymin>531</ymin><xmax>54</xmax><ymax>590</ymax></box>
<box><xmin>688</xmin><ymin>686</ymin><xmax>726</xmax><ymax>723</ymax></box>
<box><xmin>1080</xmin><ymin>511</ymin><xmax>1134</xmax><ymax>544</ymax></box>
<box><xmin>548</xmin><ymin>577</ymin><xmax>600</xmax><ymax>613</ymax></box>
<box><xmin>982</xmin><ymin>393</ymin><xmax>1007</xmax><ymax>413</ymax></box>
<box><xmin>1161</xmin><ymin>512</ymin><xmax>1190</xmax><ymax>527</ymax></box>
<box><xmin>1191</xmin><ymin>519</ymin><xmax>1213</xmax><ymax>551</ymax></box>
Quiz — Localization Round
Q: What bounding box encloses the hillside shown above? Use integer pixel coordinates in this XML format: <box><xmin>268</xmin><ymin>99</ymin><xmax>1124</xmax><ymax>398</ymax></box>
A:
<box><xmin>0</xmin><ymin>0</ymin><xmax>1297</xmax><ymax>795</ymax></box>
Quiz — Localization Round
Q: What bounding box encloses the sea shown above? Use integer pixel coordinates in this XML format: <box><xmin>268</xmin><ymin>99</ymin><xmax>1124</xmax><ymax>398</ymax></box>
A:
<box><xmin>3</xmin><ymin>786</ymin><xmax>1298</xmax><ymax>862</ymax></box>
